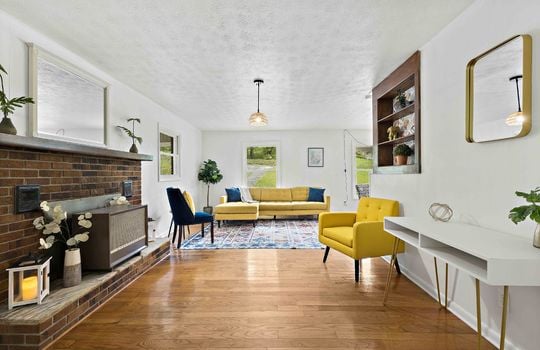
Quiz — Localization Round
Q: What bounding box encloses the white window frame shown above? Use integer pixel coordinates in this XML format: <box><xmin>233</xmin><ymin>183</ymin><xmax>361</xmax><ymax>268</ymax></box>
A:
<box><xmin>242</xmin><ymin>141</ymin><xmax>281</xmax><ymax>188</ymax></box>
<box><xmin>352</xmin><ymin>144</ymin><xmax>373</xmax><ymax>198</ymax></box>
<box><xmin>158</xmin><ymin>126</ymin><xmax>181</xmax><ymax>182</ymax></box>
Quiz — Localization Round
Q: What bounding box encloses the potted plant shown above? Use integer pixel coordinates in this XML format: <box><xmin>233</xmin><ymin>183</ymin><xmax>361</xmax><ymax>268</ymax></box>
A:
<box><xmin>0</xmin><ymin>64</ymin><xmax>34</xmax><ymax>135</ymax></box>
<box><xmin>117</xmin><ymin>117</ymin><xmax>142</xmax><ymax>153</ymax></box>
<box><xmin>33</xmin><ymin>201</ymin><xmax>92</xmax><ymax>287</ymax></box>
<box><xmin>393</xmin><ymin>144</ymin><xmax>413</xmax><ymax>165</ymax></box>
<box><xmin>509</xmin><ymin>187</ymin><xmax>540</xmax><ymax>248</ymax></box>
<box><xmin>198</xmin><ymin>159</ymin><xmax>223</xmax><ymax>214</ymax></box>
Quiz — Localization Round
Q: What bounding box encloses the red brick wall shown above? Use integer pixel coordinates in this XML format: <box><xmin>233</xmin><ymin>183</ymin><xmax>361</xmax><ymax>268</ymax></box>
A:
<box><xmin>0</xmin><ymin>146</ymin><xmax>142</xmax><ymax>304</ymax></box>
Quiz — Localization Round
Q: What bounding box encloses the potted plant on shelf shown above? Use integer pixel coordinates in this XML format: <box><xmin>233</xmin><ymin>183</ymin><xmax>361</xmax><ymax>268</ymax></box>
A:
<box><xmin>198</xmin><ymin>159</ymin><xmax>223</xmax><ymax>214</ymax></box>
<box><xmin>509</xmin><ymin>187</ymin><xmax>540</xmax><ymax>248</ymax></box>
<box><xmin>33</xmin><ymin>201</ymin><xmax>92</xmax><ymax>287</ymax></box>
<box><xmin>393</xmin><ymin>144</ymin><xmax>413</xmax><ymax>166</ymax></box>
<box><xmin>0</xmin><ymin>64</ymin><xmax>34</xmax><ymax>135</ymax></box>
<box><xmin>117</xmin><ymin>117</ymin><xmax>142</xmax><ymax>153</ymax></box>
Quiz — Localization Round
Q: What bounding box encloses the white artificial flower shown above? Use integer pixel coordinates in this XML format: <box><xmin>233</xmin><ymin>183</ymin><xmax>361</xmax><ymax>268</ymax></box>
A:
<box><xmin>74</xmin><ymin>233</ymin><xmax>89</xmax><ymax>242</ymax></box>
<box><xmin>45</xmin><ymin>235</ymin><xmax>56</xmax><ymax>244</ymax></box>
<box><xmin>78</xmin><ymin>219</ymin><xmax>92</xmax><ymax>229</ymax></box>
<box><xmin>43</xmin><ymin>222</ymin><xmax>61</xmax><ymax>235</ymax></box>
<box><xmin>66</xmin><ymin>238</ymin><xmax>77</xmax><ymax>247</ymax></box>
<box><xmin>39</xmin><ymin>238</ymin><xmax>52</xmax><ymax>249</ymax></box>
<box><xmin>78</xmin><ymin>214</ymin><xmax>84</xmax><ymax>221</ymax></box>
<box><xmin>40</xmin><ymin>201</ymin><xmax>50</xmax><ymax>212</ymax></box>
<box><xmin>84</xmin><ymin>212</ymin><xmax>92</xmax><ymax>219</ymax></box>
<box><xmin>33</xmin><ymin>217</ymin><xmax>45</xmax><ymax>230</ymax></box>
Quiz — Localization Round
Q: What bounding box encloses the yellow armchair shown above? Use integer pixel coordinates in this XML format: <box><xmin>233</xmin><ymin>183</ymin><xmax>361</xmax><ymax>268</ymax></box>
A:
<box><xmin>318</xmin><ymin>197</ymin><xmax>404</xmax><ymax>282</ymax></box>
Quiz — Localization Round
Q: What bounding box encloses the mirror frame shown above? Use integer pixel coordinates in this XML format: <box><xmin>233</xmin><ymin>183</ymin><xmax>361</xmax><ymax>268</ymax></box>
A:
<box><xmin>27</xmin><ymin>43</ymin><xmax>110</xmax><ymax>147</ymax></box>
<box><xmin>465</xmin><ymin>34</ymin><xmax>532</xmax><ymax>143</ymax></box>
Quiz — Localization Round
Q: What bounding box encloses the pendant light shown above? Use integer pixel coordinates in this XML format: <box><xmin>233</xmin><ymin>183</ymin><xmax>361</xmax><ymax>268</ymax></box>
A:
<box><xmin>505</xmin><ymin>75</ymin><xmax>524</xmax><ymax>126</ymax></box>
<box><xmin>249</xmin><ymin>78</ymin><xmax>268</xmax><ymax>126</ymax></box>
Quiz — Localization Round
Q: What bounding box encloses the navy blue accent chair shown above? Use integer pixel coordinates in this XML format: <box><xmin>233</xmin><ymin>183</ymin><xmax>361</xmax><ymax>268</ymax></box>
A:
<box><xmin>166</xmin><ymin>187</ymin><xmax>214</xmax><ymax>248</ymax></box>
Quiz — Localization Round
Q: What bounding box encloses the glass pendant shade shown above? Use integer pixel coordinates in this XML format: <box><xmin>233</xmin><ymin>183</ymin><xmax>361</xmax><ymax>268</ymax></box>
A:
<box><xmin>249</xmin><ymin>112</ymin><xmax>268</xmax><ymax>126</ymax></box>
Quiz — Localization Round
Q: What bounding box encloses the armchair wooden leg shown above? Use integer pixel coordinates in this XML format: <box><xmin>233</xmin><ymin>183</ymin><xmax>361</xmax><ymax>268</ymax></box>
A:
<box><xmin>172</xmin><ymin>224</ymin><xmax>178</xmax><ymax>245</ymax></box>
<box><xmin>177</xmin><ymin>226</ymin><xmax>183</xmax><ymax>249</ymax></box>
<box><xmin>210</xmin><ymin>220</ymin><xmax>214</xmax><ymax>244</ymax></box>
<box><xmin>394</xmin><ymin>257</ymin><xmax>401</xmax><ymax>275</ymax></box>
<box><xmin>168</xmin><ymin>218</ymin><xmax>173</xmax><ymax>237</ymax></box>
<box><xmin>253</xmin><ymin>221</ymin><xmax>256</xmax><ymax>228</ymax></box>
<box><xmin>218</xmin><ymin>220</ymin><xmax>221</xmax><ymax>228</ymax></box>
<box><xmin>323</xmin><ymin>246</ymin><xmax>330</xmax><ymax>263</ymax></box>
<box><xmin>354</xmin><ymin>259</ymin><xmax>359</xmax><ymax>283</ymax></box>
<box><xmin>201</xmin><ymin>223</ymin><xmax>205</xmax><ymax>237</ymax></box>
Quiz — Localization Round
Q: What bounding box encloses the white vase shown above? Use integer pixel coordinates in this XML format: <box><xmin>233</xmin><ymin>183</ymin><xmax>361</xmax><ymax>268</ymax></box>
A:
<box><xmin>63</xmin><ymin>248</ymin><xmax>81</xmax><ymax>287</ymax></box>
<box><xmin>534</xmin><ymin>224</ymin><xmax>540</xmax><ymax>248</ymax></box>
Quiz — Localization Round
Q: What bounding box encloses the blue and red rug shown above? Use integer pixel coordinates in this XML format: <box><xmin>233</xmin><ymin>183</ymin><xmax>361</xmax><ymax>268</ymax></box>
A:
<box><xmin>180</xmin><ymin>219</ymin><xmax>323</xmax><ymax>250</ymax></box>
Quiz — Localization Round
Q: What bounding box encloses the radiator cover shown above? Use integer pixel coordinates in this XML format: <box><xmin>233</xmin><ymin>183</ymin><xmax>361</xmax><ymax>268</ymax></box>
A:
<box><xmin>75</xmin><ymin>205</ymin><xmax>148</xmax><ymax>271</ymax></box>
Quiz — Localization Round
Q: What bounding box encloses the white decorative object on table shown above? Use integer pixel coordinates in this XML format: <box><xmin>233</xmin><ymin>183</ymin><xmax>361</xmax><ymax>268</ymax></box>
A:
<box><xmin>109</xmin><ymin>196</ymin><xmax>129</xmax><ymax>206</ymax></box>
<box><xmin>428</xmin><ymin>203</ymin><xmax>453</xmax><ymax>222</ymax></box>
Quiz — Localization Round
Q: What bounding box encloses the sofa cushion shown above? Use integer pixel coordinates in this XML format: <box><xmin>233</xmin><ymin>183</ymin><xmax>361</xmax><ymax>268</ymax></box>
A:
<box><xmin>260</xmin><ymin>188</ymin><xmax>292</xmax><ymax>202</ymax></box>
<box><xmin>225</xmin><ymin>187</ymin><xmax>242</xmax><ymax>202</ymax></box>
<box><xmin>291</xmin><ymin>187</ymin><xmax>309</xmax><ymax>201</ymax></box>
<box><xmin>215</xmin><ymin>202</ymin><xmax>259</xmax><ymax>214</ymax></box>
<box><xmin>258</xmin><ymin>202</ymin><xmax>293</xmax><ymax>211</ymax></box>
<box><xmin>308</xmin><ymin>187</ymin><xmax>325</xmax><ymax>202</ymax></box>
<box><xmin>291</xmin><ymin>201</ymin><xmax>327</xmax><ymax>210</ymax></box>
<box><xmin>322</xmin><ymin>227</ymin><xmax>353</xmax><ymax>247</ymax></box>
<box><xmin>249</xmin><ymin>187</ymin><xmax>262</xmax><ymax>201</ymax></box>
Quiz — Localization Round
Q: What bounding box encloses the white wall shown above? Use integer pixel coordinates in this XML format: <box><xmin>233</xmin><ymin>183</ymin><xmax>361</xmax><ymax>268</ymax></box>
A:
<box><xmin>202</xmin><ymin>129</ymin><xmax>370</xmax><ymax>211</ymax></box>
<box><xmin>371</xmin><ymin>1</ymin><xmax>540</xmax><ymax>349</ymax></box>
<box><xmin>0</xmin><ymin>10</ymin><xmax>202</xmax><ymax>237</ymax></box>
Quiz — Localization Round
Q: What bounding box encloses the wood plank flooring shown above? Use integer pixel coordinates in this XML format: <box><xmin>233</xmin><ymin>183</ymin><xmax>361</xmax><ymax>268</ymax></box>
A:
<box><xmin>51</xmin><ymin>248</ymin><xmax>495</xmax><ymax>349</ymax></box>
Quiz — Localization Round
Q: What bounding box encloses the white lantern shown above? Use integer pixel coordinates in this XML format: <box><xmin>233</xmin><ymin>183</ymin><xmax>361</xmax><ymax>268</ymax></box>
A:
<box><xmin>6</xmin><ymin>256</ymin><xmax>51</xmax><ymax>310</ymax></box>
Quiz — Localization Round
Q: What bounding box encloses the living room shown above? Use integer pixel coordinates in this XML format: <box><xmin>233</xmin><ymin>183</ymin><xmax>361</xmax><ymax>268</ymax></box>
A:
<box><xmin>1</xmin><ymin>0</ymin><xmax>539</xmax><ymax>349</ymax></box>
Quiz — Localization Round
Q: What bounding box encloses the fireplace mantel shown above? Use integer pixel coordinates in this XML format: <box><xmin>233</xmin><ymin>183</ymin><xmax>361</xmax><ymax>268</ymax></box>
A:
<box><xmin>0</xmin><ymin>134</ymin><xmax>153</xmax><ymax>161</ymax></box>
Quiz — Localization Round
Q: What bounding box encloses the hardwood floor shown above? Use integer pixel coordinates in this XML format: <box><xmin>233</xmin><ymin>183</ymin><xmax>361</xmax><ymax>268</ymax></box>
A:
<box><xmin>51</xmin><ymin>248</ymin><xmax>495</xmax><ymax>349</ymax></box>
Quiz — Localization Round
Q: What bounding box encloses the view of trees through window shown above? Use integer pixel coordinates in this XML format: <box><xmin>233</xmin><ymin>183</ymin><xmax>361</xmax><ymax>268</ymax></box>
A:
<box><xmin>246</xmin><ymin>146</ymin><xmax>277</xmax><ymax>187</ymax></box>
<box><xmin>356</xmin><ymin>147</ymin><xmax>373</xmax><ymax>185</ymax></box>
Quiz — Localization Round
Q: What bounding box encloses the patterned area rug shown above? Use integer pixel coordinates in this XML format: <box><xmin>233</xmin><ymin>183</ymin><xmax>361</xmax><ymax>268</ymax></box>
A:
<box><xmin>180</xmin><ymin>219</ymin><xmax>323</xmax><ymax>249</ymax></box>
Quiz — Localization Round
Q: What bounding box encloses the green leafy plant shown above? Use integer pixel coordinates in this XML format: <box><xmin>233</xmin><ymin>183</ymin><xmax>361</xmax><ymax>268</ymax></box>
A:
<box><xmin>509</xmin><ymin>187</ymin><xmax>540</xmax><ymax>224</ymax></box>
<box><xmin>0</xmin><ymin>63</ymin><xmax>34</xmax><ymax>119</ymax></box>
<box><xmin>198</xmin><ymin>159</ymin><xmax>223</xmax><ymax>208</ymax></box>
<box><xmin>393</xmin><ymin>144</ymin><xmax>413</xmax><ymax>157</ymax></box>
<box><xmin>117</xmin><ymin>117</ymin><xmax>143</xmax><ymax>145</ymax></box>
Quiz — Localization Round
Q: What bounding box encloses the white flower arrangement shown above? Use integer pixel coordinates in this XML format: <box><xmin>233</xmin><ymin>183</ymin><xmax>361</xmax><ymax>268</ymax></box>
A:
<box><xmin>34</xmin><ymin>201</ymin><xmax>92</xmax><ymax>250</ymax></box>
<box><xmin>109</xmin><ymin>196</ymin><xmax>129</xmax><ymax>206</ymax></box>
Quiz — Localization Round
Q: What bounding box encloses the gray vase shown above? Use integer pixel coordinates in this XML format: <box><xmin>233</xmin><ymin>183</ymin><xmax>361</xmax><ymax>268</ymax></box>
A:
<box><xmin>0</xmin><ymin>117</ymin><xmax>17</xmax><ymax>135</ymax></box>
<box><xmin>534</xmin><ymin>224</ymin><xmax>540</xmax><ymax>248</ymax></box>
<box><xmin>203</xmin><ymin>206</ymin><xmax>213</xmax><ymax>214</ymax></box>
<box><xmin>63</xmin><ymin>248</ymin><xmax>82</xmax><ymax>287</ymax></box>
<box><xmin>129</xmin><ymin>143</ymin><xmax>138</xmax><ymax>153</ymax></box>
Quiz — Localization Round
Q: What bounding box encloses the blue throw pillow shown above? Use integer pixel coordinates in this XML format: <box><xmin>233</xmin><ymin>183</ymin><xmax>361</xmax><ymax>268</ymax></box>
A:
<box><xmin>225</xmin><ymin>187</ymin><xmax>242</xmax><ymax>202</ymax></box>
<box><xmin>308</xmin><ymin>187</ymin><xmax>325</xmax><ymax>202</ymax></box>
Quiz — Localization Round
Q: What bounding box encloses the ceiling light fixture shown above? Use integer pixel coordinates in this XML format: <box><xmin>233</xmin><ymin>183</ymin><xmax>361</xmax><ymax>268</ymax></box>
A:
<box><xmin>249</xmin><ymin>78</ymin><xmax>268</xmax><ymax>127</ymax></box>
<box><xmin>505</xmin><ymin>74</ymin><xmax>524</xmax><ymax>126</ymax></box>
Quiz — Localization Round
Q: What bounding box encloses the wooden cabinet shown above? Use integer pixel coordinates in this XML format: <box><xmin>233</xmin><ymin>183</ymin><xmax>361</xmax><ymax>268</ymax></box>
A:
<box><xmin>372</xmin><ymin>51</ymin><xmax>421</xmax><ymax>174</ymax></box>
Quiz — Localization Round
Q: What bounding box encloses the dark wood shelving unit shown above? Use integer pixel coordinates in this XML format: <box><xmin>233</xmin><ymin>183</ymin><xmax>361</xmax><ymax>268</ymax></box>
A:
<box><xmin>372</xmin><ymin>51</ymin><xmax>421</xmax><ymax>174</ymax></box>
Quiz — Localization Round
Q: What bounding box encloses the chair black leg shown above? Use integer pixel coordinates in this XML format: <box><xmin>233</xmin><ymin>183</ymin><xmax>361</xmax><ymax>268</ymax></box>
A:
<box><xmin>354</xmin><ymin>259</ymin><xmax>359</xmax><ymax>282</ymax></box>
<box><xmin>176</xmin><ymin>226</ymin><xmax>182</xmax><ymax>249</ymax></box>
<box><xmin>168</xmin><ymin>218</ymin><xmax>173</xmax><ymax>237</ymax></box>
<box><xmin>187</xmin><ymin>226</ymin><xmax>191</xmax><ymax>235</ymax></box>
<box><xmin>172</xmin><ymin>224</ymin><xmax>178</xmax><ymax>245</ymax></box>
<box><xmin>394</xmin><ymin>257</ymin><xmax>402</xmax><ymax>275</ymax></box>
<box><xmin>182</xmin><ymin>225</ymin><xmax>186</xmax><ymax>240</ymax></box>
<box><xmin>218</xmin><ymin>220</ymin><xmax>221</xmax><ymax>228</ymax></box>
<box><xmin>274</xmin><ymin>215</ymin><xmax>276</xmax><ymax>220</ymax></box>
<box><xmin>253</xmin><ymin>221</ymin><xmax>256</xmax><ymax>228</ymax></box>
<box><xmin>210</xmin><ymin>220</ymin><xmax>214</xmax><ymax>244</ymax></box>
<box><xmin>201</xmin><ymin>223</ymin><xmax>205</xmax><ymax>237</ymax></box>
<box><xmin>323</xmin><ymin>246</ymin><xmax>330</xmax><ymax>263</ymax></box>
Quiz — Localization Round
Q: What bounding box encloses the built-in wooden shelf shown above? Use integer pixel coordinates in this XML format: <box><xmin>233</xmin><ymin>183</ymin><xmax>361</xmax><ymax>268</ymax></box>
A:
<box><xmin>378</xmin><ymin>103</ymin><xmax>415</xmax><ymax>123</ymax></box>
<box><xmin>377</xmin><ymin>134</ymin><xmax>415</xmax><ymax>146</ymax></box>
<box><xmin>372</xmin><ymin>51</ymin><xmax>421</xmax><ymax>174</ymax></box>
<box><xmin>0</xmin><ymin>134</ymin><xmax>153</xmax><ymax>161</ymax></box>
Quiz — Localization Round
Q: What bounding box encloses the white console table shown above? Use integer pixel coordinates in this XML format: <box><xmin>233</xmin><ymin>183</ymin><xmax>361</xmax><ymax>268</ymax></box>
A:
<box><xmin>383</xmin><ymin>217</ymin><xmax>540</xmax><ymax>350</ymax></box>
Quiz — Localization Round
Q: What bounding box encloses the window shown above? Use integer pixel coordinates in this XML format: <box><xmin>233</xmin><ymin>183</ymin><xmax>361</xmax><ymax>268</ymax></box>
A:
<box><xmin>245</xmin><ymin>144</ymin><xmax>279</xmax><ymax>187</ymax></box>
<box><xmin>355</xmin><ymin>146</ymin><xmax>373</xmax><ymax>197</ymax></box>
<box><xmin>159</xmin><ymin>129</ymin><xmax>180</xmax><ymax>181</ymax></box>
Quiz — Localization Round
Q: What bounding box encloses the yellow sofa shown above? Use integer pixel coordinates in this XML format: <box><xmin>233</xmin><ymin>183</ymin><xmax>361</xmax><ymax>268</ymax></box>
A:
<box><xmin>318</xmin><ymin>197</ymin><xmax>404</xmax><ymax>282</ymax></box>
<box><xmin>215</xmin><ymin>187</ymin><xmax>330</xmax><ymax>225</ymax></box>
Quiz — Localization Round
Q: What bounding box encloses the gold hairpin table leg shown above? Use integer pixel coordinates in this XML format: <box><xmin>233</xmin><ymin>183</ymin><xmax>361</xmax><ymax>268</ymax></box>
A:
<box><xmin>476</xmin><ymin>279</ymin><xmax>482</xmax><ymax>350</ymax></box>
<box><xmin>383</xmin><ymin>237</ymin><xmax>399</xmax><ymax>305</ymax></box>
<box><xmin>500</xmin><ymin>286</ymin><xmax>509</xmax><ymax>350</ymax></box>
<box><xmin>434</xmin><ymin>257</ymin><xmax>442</xmax><ymax>307</ymax></box>
<box><xmin>445</xmin><ymin>263</ymin><xmax>448</xmax><ymax>309</ymax></box>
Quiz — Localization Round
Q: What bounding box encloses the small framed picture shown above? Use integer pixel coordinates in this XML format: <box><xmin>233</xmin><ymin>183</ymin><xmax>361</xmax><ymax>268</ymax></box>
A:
<box><xmin>308</xmin><ymin>147</ymin><xmax>324</xmax><ymax>167</ymax></box>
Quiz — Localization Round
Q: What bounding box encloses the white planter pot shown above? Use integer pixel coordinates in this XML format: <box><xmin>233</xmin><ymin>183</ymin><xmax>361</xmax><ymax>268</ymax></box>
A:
<box><xmin>63</xmin><ymin>248</ymin><xmax>81</xmax><ymax>287</ymax></box>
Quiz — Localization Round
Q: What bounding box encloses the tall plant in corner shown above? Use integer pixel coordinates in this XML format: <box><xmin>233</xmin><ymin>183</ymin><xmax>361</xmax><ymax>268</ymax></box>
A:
<box><xmin>509</xmin><ymin>187</ymin><xmax>540</xmax><ymax>248</ymax></box>
<box><xmin>198</xmin><ymin>159</ymin><xmax>223</xmax><ymax>214</ymax></box>
<box><xmin>0</xmin><ymin>64</ymin><xmax>34</xmax><ymax>135</ymax></box>
<box><xmin>117</xmin><ymin>117</ymin><xmax>142</xmax><ymax>153</ymax></box>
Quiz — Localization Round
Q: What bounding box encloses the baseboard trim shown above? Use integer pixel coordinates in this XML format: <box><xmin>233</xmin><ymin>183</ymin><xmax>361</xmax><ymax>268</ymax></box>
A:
<box><xmin>382</xmin><ymin>256</ymin><xmax>518</xmax><ymax>350</ymax></box>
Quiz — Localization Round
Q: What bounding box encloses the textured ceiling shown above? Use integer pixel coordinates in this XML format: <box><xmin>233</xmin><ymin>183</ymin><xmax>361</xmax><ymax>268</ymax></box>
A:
<box><xmin>0</xmin><ymin>0</ymin><xmax>473</xmax><ymax>130</ymax></box>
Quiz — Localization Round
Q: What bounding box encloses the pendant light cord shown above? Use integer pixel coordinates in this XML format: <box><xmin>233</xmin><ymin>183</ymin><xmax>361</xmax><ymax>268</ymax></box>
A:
<box><xmin>257</xmin><ymin>82</ymin><xmax>260</xmax><ymax>113</ymax></box>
